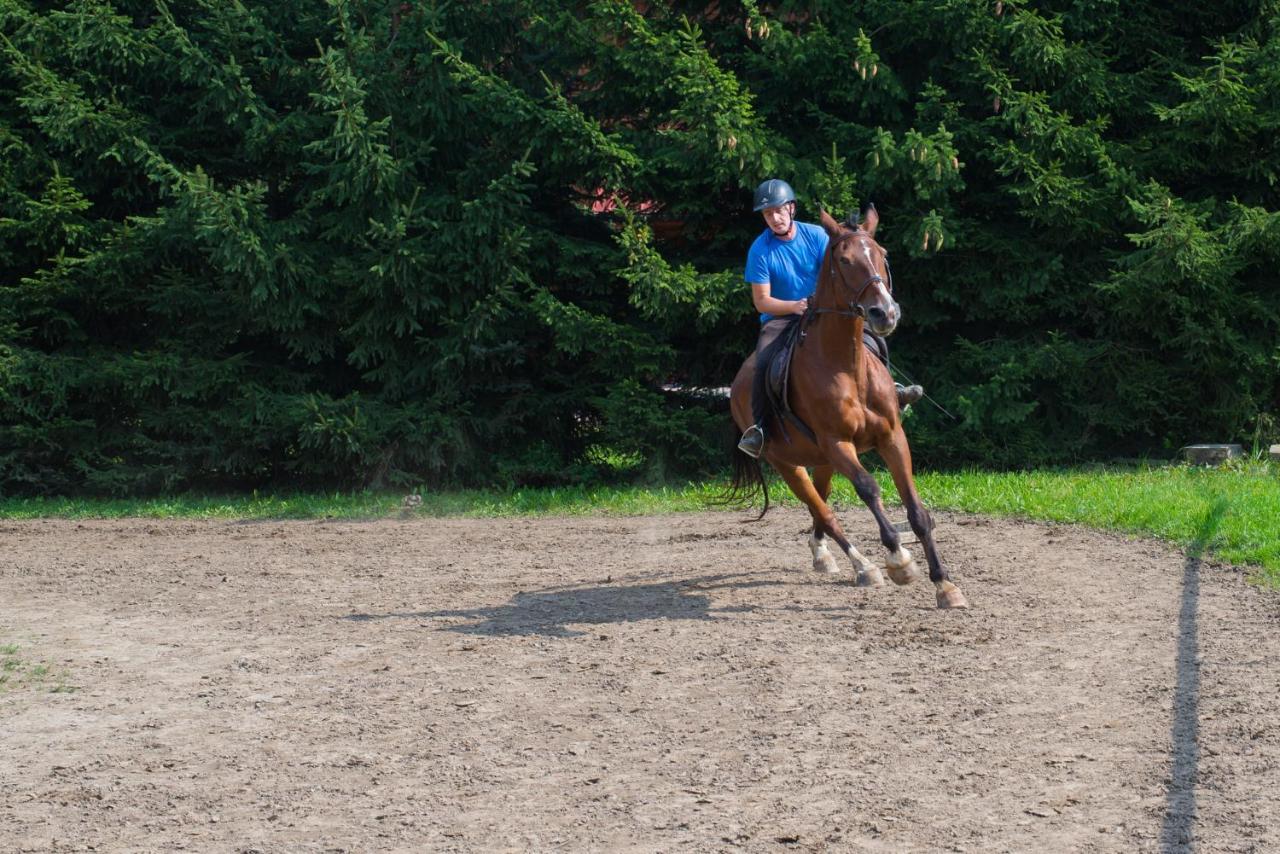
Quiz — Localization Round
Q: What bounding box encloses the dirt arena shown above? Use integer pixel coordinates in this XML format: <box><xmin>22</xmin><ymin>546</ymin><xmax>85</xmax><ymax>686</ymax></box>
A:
<box><xmin>2</xmin><ymin>509</ymin><xmax>1278</xmax><ymax>852</ymax></box>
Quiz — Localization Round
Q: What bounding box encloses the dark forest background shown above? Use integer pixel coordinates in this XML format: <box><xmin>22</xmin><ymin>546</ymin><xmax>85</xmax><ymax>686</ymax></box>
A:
<box><xmin>3</xmin><ymin>0</ymin><xmax>1279</xmax><ymax>493</ymax></box>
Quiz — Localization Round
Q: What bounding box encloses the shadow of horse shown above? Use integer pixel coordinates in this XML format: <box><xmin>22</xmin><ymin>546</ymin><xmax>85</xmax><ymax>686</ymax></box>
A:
<box><xmin>343</xmin><ymin>572</ymin><xmax>785</xmax><ymax>638</ymax></box>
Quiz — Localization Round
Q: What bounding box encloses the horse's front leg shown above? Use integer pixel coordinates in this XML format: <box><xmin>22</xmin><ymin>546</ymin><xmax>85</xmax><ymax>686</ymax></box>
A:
<box><xmin>877</xmin><ymin>427</ymin><xmax>969</xmax><ymax>609</ymax></box>
<box><xmin>821</xmin><ymin>439</ymin><xmax>922</xmax><ymax>588</ymax></box>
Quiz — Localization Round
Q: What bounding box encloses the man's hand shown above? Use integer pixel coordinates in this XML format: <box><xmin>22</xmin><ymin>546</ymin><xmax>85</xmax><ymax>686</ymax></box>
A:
<box><xmin>792</xmin><ymin>298</ymin><xmax>809</xmax><ymax>315</ymax></box>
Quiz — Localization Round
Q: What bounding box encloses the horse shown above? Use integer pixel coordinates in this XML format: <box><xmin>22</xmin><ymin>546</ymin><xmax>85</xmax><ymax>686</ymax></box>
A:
<box><xmin>727</xmin><ymin>206</ymin><xmax>968</xmax><ymax>610</ymax></box>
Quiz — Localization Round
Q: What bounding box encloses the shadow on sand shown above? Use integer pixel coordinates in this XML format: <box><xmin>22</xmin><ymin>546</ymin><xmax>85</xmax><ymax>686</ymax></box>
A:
<box><xmin>343</xmin><ymin>572</ymin><xmax>790</xmax><ymax>638</ymax></box>
<box><xmin>1160</xmin><ymin>496</ymin><xmax>1227</xmax><ymax>853</ymax></box>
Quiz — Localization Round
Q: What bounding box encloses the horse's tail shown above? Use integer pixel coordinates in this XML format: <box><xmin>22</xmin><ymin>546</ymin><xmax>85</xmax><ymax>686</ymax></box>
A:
<box><xmin>710</xmin><ymin>421</ymin><xmax>771</xmax><ymax>520</ymax></box>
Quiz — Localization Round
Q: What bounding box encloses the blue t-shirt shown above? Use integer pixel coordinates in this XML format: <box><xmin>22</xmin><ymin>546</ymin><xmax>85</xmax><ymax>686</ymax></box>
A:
<box><xmin>744</xmin><ymin>221</ymin><xmax>830</xmax><ymax>323</ymax></box>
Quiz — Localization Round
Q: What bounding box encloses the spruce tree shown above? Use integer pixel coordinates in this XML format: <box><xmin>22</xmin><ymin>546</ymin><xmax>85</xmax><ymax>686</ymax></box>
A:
<box><xmin>2</xmin><ymin>1</ymin><xmax>1277</xmax><ymax>493</ymax></box>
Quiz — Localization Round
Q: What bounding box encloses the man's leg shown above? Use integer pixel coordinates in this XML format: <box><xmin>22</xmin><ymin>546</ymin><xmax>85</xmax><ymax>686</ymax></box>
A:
<box><xmin>738</xmin><ymin>318</ymin><xmax>789</xmax><ymax>457</ymax></box>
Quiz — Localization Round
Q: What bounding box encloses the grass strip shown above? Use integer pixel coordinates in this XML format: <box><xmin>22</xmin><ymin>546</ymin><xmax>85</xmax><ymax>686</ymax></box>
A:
<box><xmin>2</xmin><ymin>464</ymin><xmax>1276</xmax><ymax>583</ymax></box>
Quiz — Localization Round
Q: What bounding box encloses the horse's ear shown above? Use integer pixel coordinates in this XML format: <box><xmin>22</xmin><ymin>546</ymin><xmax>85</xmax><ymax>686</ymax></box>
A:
<box><xmin>818</xmin><ymin>209</ymin><xmax>842</xmax><ymax>237</ymax></box>
<box><xmin>860</xmin><ymin>202</ymin><xmax>879</xmax><ymax>238</ymax></box>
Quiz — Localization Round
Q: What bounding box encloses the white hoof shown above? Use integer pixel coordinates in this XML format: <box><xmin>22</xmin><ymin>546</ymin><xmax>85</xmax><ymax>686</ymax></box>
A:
<box><xmin>808</xmin><ymin>535</ymin><xmax>841</xmax><ymax>574</ymax></box>
<box><xmin>857</xmin><ymin>564</ymin><xmax>886</xmax><ymax>588</ymax></box>
<box><xmin>813</xmin><ymin>552</ymin><xmax>841</xmax><ymax>574</ymax></box>
<box><xmin>843</xmin><ymin>542</ymin><xmax>884</xmax><ymax>587</ymax></box>
<box><xmin>884</xmin><ymin>547</ymin><xmax>920</xmax><ymax>586</ymax></box>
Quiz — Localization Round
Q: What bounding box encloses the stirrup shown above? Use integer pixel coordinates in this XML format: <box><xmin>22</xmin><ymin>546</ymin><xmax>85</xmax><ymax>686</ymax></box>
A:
<box><xmin>896</xmin><ymin>383</ymin><xmax>924</xmax><ymax>408</ymax></box>
<box><xmin>737</xmin><ymin>425</ymin><xmax>764</xmax><ymax>458</ymax></box>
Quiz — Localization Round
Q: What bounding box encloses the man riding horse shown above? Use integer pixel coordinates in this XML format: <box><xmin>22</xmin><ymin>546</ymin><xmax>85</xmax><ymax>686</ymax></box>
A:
<box><xmin>727</xmin><ymin>190</ymin><xmax>968</xmax><ymax>609</ymax></box>
<box><xmin>737</xmin><ymin>178</ymin><xmax>922</xmax><ymax>458</ymax></box>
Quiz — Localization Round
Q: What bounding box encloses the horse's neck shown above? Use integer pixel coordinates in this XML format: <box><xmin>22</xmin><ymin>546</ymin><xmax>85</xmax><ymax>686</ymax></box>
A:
<box><xmin>805</xmin><ymin>311</ymin><xmax>866</xmax><ymax>392</ymax></box>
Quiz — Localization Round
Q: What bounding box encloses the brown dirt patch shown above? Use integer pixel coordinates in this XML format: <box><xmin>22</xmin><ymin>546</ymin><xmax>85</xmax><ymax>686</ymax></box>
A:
<box><xmin>2</xmin><ymin>511</ymin><xmax>1278</xmax><ymax>852</ymax></box>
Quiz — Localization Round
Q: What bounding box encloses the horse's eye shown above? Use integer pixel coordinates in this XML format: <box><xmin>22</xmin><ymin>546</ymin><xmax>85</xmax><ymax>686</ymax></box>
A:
<box><xmin>840</xmin><ymin>257</ymin><xmax>851</xmax><ymax>265</ymax></box>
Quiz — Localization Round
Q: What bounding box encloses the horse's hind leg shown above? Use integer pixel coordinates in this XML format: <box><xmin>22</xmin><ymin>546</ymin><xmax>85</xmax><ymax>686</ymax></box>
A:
<box><xmin>878</xmin><ymin>427</ymin><xmax>968</xmax><ymax>609</ymax></box>
<box><xmin>774</xmin><ymin>463</ymin><xmax>884</xmax><ymax>586</ymax></box>
<box><xmin>805</xmin><ymin>466</ymin><xmax>840</xmax><ymax>575</ymax></box>
<box><xmin>808</xmin><ymin>529</ymin><xmax>842</xmax><ymax>575</ymax></box>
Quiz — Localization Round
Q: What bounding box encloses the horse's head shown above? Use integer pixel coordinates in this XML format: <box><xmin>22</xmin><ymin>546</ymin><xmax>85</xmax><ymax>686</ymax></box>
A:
<box><xmin>817</xmin><ymin>206</ymin><xmax>899</xmax><ymax>336</ymax></box>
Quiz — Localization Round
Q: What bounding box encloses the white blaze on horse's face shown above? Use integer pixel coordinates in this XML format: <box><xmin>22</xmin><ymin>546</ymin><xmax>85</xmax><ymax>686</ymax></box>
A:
<box><xmin>853</xmin><ymin>236</ymin><xmax>900</xmax><ymax>337</ymax></box>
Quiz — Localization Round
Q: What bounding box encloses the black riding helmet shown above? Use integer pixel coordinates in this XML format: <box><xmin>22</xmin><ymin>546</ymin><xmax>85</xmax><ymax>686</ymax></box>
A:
<box><xmin>752</xmin><ymin>178</ymin><xmax>796</xmax><ymax>212</ymax></box>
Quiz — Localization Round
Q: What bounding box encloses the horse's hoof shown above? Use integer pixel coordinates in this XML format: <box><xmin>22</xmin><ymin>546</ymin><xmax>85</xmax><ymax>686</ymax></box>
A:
<box><xmin>884</xmin><ymin>547</ymin><xmax>917</xmax><ymax>586</ymax></box>
<box><xmin>885</xmin><ymin>560</ymin><xmax>920</xmax><ymax>586</ymax></box>
<box><xmin>935</xmin><ymin>581</ymin><xmax>969</xmax><ymax>610</ymax></box>
<box><xmin>857</xmin><ymin>569</ymin><xmax>886</xmax><ymax>588</ymax></box>
<box><xmin>813</xmin><ymin>554</ymin><xmax>841</xmax><ymax>575</ymax></box>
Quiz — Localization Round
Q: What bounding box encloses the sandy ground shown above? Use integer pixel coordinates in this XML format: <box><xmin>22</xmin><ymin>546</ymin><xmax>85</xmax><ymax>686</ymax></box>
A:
<box><xmin>1</xmin><ymin>509</ymin><xmax>1278</xmax><ymax>853</ymax></box>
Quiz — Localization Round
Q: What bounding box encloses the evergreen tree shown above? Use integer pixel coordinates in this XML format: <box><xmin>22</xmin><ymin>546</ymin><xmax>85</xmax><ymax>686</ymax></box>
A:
<box><xmin>2</xmin><ymin>1</ymin><xmax>1277</xmax><ymax>493</ymax></box>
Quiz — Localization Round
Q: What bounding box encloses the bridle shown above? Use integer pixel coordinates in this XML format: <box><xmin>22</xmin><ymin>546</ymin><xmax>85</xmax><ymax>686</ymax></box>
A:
<box><xmin>809</xmin><ymin>231</ymin><xmax>893</xmax><ymax>320</ymax></box>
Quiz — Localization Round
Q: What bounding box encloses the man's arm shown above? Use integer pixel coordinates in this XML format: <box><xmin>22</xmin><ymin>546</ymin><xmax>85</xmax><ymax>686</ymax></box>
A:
<box><xmin>751</xmin><ymin>282</ymin><xmax>808</xmax><ymax>316</ymax></box>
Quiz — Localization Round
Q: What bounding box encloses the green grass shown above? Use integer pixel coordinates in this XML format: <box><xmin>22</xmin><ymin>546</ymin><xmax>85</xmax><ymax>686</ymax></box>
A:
<box><xmin>0</xmin><ymin>492</ymin><xmax>400</xmax><ymax>520</ymax></box>
<box><xmin>2</xmin><ymin>462</ymin><xmax>1277</xmax><ymax>583</ymax></box>
<box><xmin>0</xmin><ymin>642</ymin><xmax>73</xmax><ymax>694</ymax></box>
<box><xmin>899</xmin><ymin>465</ymin><xmax>1280</xmax><ymax>579</ymax></box>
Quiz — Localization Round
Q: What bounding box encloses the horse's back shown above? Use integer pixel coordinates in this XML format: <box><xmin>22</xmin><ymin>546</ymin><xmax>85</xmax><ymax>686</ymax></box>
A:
<box><xmin>730</xmin><ymin>339</ymin><xmax>903</xmax><ymax>462</ymax></box>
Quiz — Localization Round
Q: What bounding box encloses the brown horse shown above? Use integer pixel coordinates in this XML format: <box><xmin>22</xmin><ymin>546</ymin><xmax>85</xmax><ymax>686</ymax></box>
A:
<box><xmin>728</xmin><ymin>207</ymin><xmax>968</xmax><ymax>609</ymax></box>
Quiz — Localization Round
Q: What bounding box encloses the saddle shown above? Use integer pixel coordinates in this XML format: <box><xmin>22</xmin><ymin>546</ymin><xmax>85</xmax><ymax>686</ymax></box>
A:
<box><xmin>760</xmin><ymin>320</ymin><xmax>891</xmax><ymax>445</ymax></box>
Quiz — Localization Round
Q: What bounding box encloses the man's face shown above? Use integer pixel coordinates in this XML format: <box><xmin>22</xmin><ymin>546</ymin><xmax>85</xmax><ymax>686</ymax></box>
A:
<box><xmin>761</xmin><ymin>202</ymin><xmax>795</xmax><ymax>237</ymax></box>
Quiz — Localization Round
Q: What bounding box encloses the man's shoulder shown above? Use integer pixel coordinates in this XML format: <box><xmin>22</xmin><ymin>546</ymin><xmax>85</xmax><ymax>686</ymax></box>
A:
<box><xmin>796</xmin><ymin>221</ymin><xmax>828</xmax><ymax>242</ymax></box>
<box><xmin>748</xmin><ymin>229</ymin><xmax>776</xmax><ymax>253</ymax></box>
<box><xmin>744</xmin><ymin>230</ymin><xmax>775</xmax><ymax>283</ymax></box>
<box><xmin>746</xmin><ymin>230</ymin><xmax>779</xmax><ymax>268</ymax></box>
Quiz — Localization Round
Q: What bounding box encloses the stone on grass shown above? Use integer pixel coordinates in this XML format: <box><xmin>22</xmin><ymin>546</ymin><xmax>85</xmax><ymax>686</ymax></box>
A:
<box><xmin>1181</xmin><ymin>444</ymin><xmax>1243</xmax><ymax>465</ymax></box>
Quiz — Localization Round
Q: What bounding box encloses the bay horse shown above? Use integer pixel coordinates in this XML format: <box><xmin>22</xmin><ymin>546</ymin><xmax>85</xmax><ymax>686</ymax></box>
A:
<box><xmin>728</xmin><ymin>207</ymin><xmax>968</xmax><ymax>609</ymax></box>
